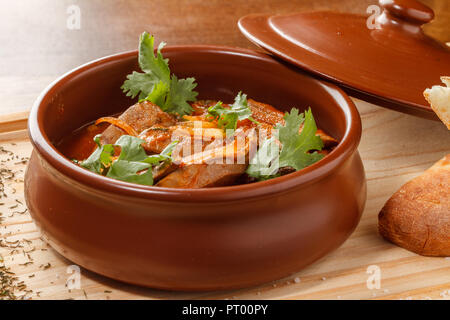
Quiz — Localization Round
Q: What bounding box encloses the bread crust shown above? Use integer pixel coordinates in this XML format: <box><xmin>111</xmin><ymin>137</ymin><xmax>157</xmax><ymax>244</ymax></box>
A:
<box><xmin>378</xmin><ymin>155</ymin><xmax>450</xmax><ymax>257</ymax></box>
<box><xmin>424</xmin><ymin>76</ymin><xmax>450</xmax><ymax>130</ymax></box>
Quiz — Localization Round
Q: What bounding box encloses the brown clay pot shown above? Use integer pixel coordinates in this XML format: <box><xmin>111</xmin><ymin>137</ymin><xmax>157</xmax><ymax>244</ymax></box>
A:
<box><xmin>25</xmin><ymin>46</ymin><xmax>366</xmax><ymax>291</ymax></box>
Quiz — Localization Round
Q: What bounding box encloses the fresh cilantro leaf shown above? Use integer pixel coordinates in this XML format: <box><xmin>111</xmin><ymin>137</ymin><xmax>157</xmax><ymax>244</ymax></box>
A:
<box><xmin>163</xmin><ymin>76</ymin><xmax>198</xmax><ymax>115</ymax></box>
<box><xmin>208</xmin><ymin>101</ymin><xmax>237</xmax><ymax>131</ymax></box>
<box><xmin>246</xmin><ymin>137</ymin><xmax>281</xmax><ymax>179</ymax></box>
<box><xmin>108</xmin><ymin>135</ymin><xmax>158</xmax><ymax>185</ymax></box>
<box><xmin>79</xmin><ymin>134</ymin><xmax>178</xmax><ymax>186</ymax></box>
<box><xmin>114</xmin><ymin>135</ymin><xmax>148</xmax><ymax>161</ymax></box>
<box><xmin>121</xmin><ymin>32</ymin><xmax>198</xmax><ymax>116</ymax></box>
<box><xmin>277</xmin><ymin>108</ymin><xmax>323</xmax><ymax>170</ymax></box>
<box><xmin>79</xmin><ymin>135</ymin><xmax>115</xmax><ymax>174</ymax></box>
<box><xmin>207</xmin><ymin>92</ymin><xmax>257</xmax><ymax>133</ymax></box>
<box><xmin>231</xmin><ymin>91</ymin><xmax>254</xmax><ymax>121</ymax></box>
<box><xmin>121</xmin><ymin>72</ymin><xmax>159</xmax><ymax>100</ymax></box>
<box><xmin>143</xmin><ymin>80</ymin><xmax>169</xmax><ymax>107</ymax></box>
<box><xmin>106</xmin><ymin>160</ymin><xmax>153</xmax><ymax>185</ymax></box>
<box><xmin>138</xmin><ymin>33</ymin><xmax>170</xmax><ymax>83</ymax></box>
<box><xmin>247</xmin><ymin>108</ymin><xmax>324</xmax><ymax>180</ymax></box>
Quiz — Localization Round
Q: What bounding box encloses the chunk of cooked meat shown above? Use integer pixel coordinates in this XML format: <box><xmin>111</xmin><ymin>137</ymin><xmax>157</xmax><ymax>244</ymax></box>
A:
<box><xmin>155</xmin><ymin>127</ymin><xmax>256</xmax><ymax>187</ymax></box>
<box><xmin>139</xmin><ymin>124</ymin><xmax>225</xmax><ymax>154</ymax></box>
<box><xmin>156</xmin><ymin>163</ymin><xmax>248</xmax><ymax>188</ymax></box>
<box><xmin>178</xmin><ymin>127</ymin><xmax>255</xmax><ymax>164</ymax></box>
<box><xmin>101</xmin><ymin>101</ymin><xmax>176</xmax><ymax>144</ymax></box>
<box><xmin>152</xmin><ymin>160</ymin><xmax>179</xmax><ymax>182</ymax></box>
<box><xmin>140</xmin><ymin>121</ymin><xmax>229</xmax><ymax>182</ymax></box>
<box><xmin>247</xmin><ymin>99</ymin><xmax>284</xmax><ymax>126</ymax></box>
<box><xmin>139</xmin><ymin>127</ymin><xmax>174</xmax><ymax>154</ymax></box>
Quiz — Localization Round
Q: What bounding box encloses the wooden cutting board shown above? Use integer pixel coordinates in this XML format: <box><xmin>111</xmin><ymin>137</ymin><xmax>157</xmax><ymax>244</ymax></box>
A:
<box><xmin>0</xmin><ymin>100</ymin><xmax>449</xmax><ymax>300</ymax></box>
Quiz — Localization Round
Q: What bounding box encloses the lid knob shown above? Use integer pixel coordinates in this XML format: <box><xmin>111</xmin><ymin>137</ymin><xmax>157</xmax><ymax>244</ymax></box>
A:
<box><xmin>379</xmin><ymin>0</ymin><xmax>434</xmax><ymax>25</ymax></box>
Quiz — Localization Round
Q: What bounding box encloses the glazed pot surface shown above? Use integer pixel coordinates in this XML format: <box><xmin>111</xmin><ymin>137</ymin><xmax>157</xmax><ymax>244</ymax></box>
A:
<box><xmin>25</xmin><ymin>46</ymin><xmax>365</xmax><ymax>290</ymax></box>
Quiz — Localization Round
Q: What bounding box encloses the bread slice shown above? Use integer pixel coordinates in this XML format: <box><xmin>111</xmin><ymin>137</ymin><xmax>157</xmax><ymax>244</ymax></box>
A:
<box><xmin>424</xmin><ymin>77</ymin><xmax>450</xmax><ymax>130</ymax></box>
<box><xmin>378</xmin><ymin>155</ymin><xmax>450</xmax><ymax>256</ymax></box>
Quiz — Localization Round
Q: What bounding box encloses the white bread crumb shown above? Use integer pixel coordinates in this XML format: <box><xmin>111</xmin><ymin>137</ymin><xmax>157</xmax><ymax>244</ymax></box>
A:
<box><xmin>424</xmin><ymin>76</ymin><xmax>450</xmax><ymax>130</ymax></box>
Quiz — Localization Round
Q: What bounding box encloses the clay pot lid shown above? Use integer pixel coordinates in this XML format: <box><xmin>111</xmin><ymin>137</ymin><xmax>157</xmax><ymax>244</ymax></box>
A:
<box><xmin>238</xmin><ymin>0</ymin><xmax>450</xmax><ymax>120</ymax></box>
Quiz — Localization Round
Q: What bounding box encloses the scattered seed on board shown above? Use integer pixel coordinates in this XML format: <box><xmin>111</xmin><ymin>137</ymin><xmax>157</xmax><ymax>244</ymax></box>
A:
<box><xmin>0</xmin><ymin>147</ymin><xmax>32</xmax><ymax>300</ymax></box>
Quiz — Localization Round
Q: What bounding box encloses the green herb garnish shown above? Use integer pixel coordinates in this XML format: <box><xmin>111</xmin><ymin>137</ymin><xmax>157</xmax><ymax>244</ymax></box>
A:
<box><xmin>207</xmin><ymin>92</ymin><xmax>258</xmax><ymax>134</ymax></box>
<box><xmin>246</xmin><ymin>108</ymin><xmax>324</xmax><ymax>180</ymax></box>
<box><xmin>79</xmin><ymin>135</ymin><xmax>178</xmax><ymax>186</ymax></box>
<box><xmin>78</xmin><ymin>135</ymin><xmax>115</xmax><ymax>174</ymax></box>
<box><xmin>121</xmin><ymin>32</ymin><xmax>198</xmax><ymax>116</ymax></box>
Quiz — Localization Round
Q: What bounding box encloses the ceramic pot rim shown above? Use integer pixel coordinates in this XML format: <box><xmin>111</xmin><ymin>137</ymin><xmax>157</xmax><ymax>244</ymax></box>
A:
<box><xmin>28</xmin><ymin>45</ymin><xmax>362</xmax><ymax>203</ymax></box>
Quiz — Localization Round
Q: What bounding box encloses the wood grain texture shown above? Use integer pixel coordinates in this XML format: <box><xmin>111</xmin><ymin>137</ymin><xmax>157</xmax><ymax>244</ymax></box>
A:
<box><xmin>0</xmin><ymin>112</ymin><xmax>29</xmax><ymax>134</ymax></box>
<box><xmin>0</xmin><ymin>98</ymin><xmax>449</xmax><ymax>300</ymax></box>
<box><xmin>0</xmin><ymin>0</ymin><xmax>448</xmax><ymax>115</ymax></box>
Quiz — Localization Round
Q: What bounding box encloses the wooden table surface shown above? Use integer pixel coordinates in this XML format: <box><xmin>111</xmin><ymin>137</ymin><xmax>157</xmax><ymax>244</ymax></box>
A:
<box><xmin>0</xmin><ymin>0</ymin><xmax>449</xmax><ymax>300</ymax></box>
